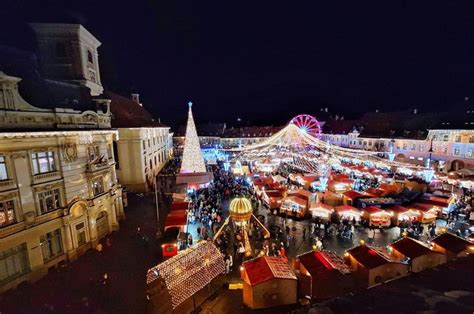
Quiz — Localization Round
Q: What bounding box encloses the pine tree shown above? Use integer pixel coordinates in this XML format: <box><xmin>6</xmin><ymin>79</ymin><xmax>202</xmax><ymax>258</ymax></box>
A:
<box><xmin>180</xmin><ymin>102</ymin><xmax>206</xmax><ymax>173</ymax></box>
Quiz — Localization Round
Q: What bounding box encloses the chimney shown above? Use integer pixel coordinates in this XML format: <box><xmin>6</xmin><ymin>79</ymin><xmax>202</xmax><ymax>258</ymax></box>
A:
<box><xmin>131</xmin><ymin>93</ymin><xmax>140</xmax><ymax>104</ymax></box>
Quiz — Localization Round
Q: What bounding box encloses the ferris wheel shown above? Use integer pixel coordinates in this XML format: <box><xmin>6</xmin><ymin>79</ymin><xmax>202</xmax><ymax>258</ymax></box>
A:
<box><xmin>290</xmin><ymin>114</ymin><xmax>322</xmax><ymax>138</ymax></box>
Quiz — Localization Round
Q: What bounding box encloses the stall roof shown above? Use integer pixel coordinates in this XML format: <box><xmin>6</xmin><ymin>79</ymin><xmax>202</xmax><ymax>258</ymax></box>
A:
<box><xmin>409</xmin><ymin>203</ymin><xmax>435</xmax><ymax>212</ymax></box>
<box><xmin>343</xmin><ymin>190</ymin><xmax>365</xmax><ymax>199</ymax></box>
<box><xmin>391</xmin><ymin>237</ymin><xmax>437</xmax><ymax>258</ymax></box>
<box><xmin>364</xmin><ymin>206</ymin><xmax>385</xmax><ymax>214</ymax></box>
<box><xmin>310</xmin><ymin>202</ymin><xmax>334</xmax><ymax>211</ymax></box>
<box><xmin>366</xmin><ymin>188</ymin><xmax>387</xmax><ymax>197</ymax></box>
<box><xmin>288</xmin><ymin>188</ymin><xmax>313</xmax><ymax>199</ymax></box>
<box><xmin>284</xmin><ymin>196</ymin><xmax>307</xmax><ymax>206</ymax></box>
<box><xmin>335</xmin><ymin>205</ymin><xmax>360</xmax><ymax>212</ymax></box>
<box><xmin>171</xmin><ymin>201</ymin><xmax>189</xmax><ymax>211</ymax></box>
<box><xmin>347</xmin><ymin>245</ymin><xmax>391</xmax><ymax>269</ymax></box>
<box><xmin>432</xmin><ymin>233</ymin><xmax>471</xmax><ymax>254</ymax></box>
<box><xmin>388</xmin><ymin>205</ymin><xmax>412</xmax><ymax>213</ymax></box>
<box><xmin>272</xmin><ymin>174</ymin><xmax>287</xmax><ymax>183</ymax></box>
<box><xmin>298</xmin><ymin>250</ymin><xmax>351</xmax><ymax>276</ymax></box>
<box><xmin>243</xmin><ymin>256</ymin><xmax>297</xmax><ymax>286</ymax></box>
<box><xmin>265</xmin><ymin>190</ymin><xmax>284</xmax><ymax>198</ymax></box>
<box><xmin>164</xmin><ymin>213</ymin><xmax>187</xmax><ymax>227</ymax></box>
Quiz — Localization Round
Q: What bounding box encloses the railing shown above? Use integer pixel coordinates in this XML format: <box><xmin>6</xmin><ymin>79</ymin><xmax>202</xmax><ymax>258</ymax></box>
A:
<box><xmin>86</xmin><ymin>159</ymin><xmax>114</xmax><ymax>172</ymax></box>
<box><xmin>0</xmin><ymin>179</ymin><xmax>15</xmax><ymax>188</ymax></box>
<box><xmin>0</xmin><ymin>221</ymin><xmax>26</xmax><ymax>239</ymax></box>
<box><xmin>35</xmin><ymin>209</ymin><xmax>64</xmax><ymax>225</ymax></box>
<box><xmin>33</xmin><ymin>171</ymin><xmax>60</xmax><ymax>182</ymax></box>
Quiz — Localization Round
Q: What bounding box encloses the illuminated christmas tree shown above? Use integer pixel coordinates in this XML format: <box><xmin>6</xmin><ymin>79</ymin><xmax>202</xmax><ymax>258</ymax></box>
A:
<box><xmin>180</xmin><ymin>102</ymin><xmax>206</xmax><ymax>173</ymax></box>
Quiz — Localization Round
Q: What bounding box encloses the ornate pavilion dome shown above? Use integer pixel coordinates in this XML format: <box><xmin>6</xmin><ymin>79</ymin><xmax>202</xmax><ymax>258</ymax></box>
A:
<box><xmin>229</xmin><ymin>197</ymin><xmax>253</xmax><ymax>222</ymax></box>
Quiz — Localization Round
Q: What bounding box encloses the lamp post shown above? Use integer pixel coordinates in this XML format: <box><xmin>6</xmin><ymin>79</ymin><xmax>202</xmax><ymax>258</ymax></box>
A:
<box><xmin>155</xmin><ymin>176</ymin><xmax>162</xmax><ymax>239</ymax></box>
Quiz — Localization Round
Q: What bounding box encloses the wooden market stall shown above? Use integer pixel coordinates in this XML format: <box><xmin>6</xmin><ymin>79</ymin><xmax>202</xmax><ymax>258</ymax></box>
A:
<box><xmin>345</xmin><ymin>244</ymin><xmax>408</xmax><ymax>288</ymax></box>
<box><xmin>164</xmin><ymin>212</ymin><xmax>188</xmax><ymax>232</ymax></box>
<box><xmin>262</xmin><ymin>190</ymin><xmax>285</xmax><ymax>210</ymax></box>
<box><xmin>170</xmin><ymin>201</ymin><xmax>190</xmax><ymax>212</ymax></box>
<box><xmin>317</xmin><ymin>191</ymin><xmax>343</xmax><ymax>207</ymax></box>
<box><xmin>431</xmin><ymin>232</ymin><xmax>472</xmax><ymax>261</ymax></box>
<box><xmin>280</xmin><ymin>196</ymin><xmax>308</xmax><ymax>218</ymax></box>
<box><xmin>296</xmin><ymin>250</ymin><xmax>355</xmax><ymax>300</ymax></box>
<box><xmin>146</xmin><ymin>241</ymin><xmax>225</xmax><ymax>313</ymax></box>
<box><xmin>390</xmin><ymin>237</ymin><xmax>446</xmax><ymax>273</ymax></box>
<box><xmin>409</xmin><ymin>203</ymin><xmax>440</xmax><ymax>223</ymax></box>
<box><xmin>309</xmin><ymin>202</ymin><xmax>334</xmax><ymax>221</ymax></box>
<box><xmin>342</xmin><ymin>190</ymin><xmax>367</xmax><ymax>206</ymax></box>
<box><xmin>241</xmin><ymin>256</ymin><xmax>297</xmax><ymax>310</ymax></box>
<box><xmin>389</xmin><ymin>205</ymin><xmax>421</xmax><ymax>225</ymax></box>
<box><xmin>362</xmin><ymin>206</ymin><xmax>393</xmax><ymax>228</ymax></box>
<box><xmin>334</xmin><ymin>205</ymin><xmax>363</xmax><ymax>222</ymax></box>
<box><xmin>328</xmin><ymin>178</ymin><xmax>353</xmax><ymax>193</ymax></box>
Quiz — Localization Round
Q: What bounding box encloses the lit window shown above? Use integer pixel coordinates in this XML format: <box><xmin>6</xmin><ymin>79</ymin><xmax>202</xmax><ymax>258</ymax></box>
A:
<box><xmin>31</xmin><ymin>151</ymin><xmax>56</xmax><ymax>175</ymax></box>
<box><xmin>37</xmin><ymin>188</ymin><xmax>62</xmax><ymax>214</ymax></box>
<box><xmin>467</xmin><ymin>149</ymin><xmax>473</xmax><ymax>158</ymax></box>
<box><xmin>411</xmin><ymin>144</ymin><xmax>416</xmax><ymax>151</ymax></box>
<box><xmin>403</xmin><ymin>144</ymin><xmax>407</xmax><ymax>150</ymax></box>
<box><xmin>0</xmin><ymin>156</ymin><xmax>8</xmax><ymax>181</ymax></box>
<box><xmin>0</xmin><ymin>200</ymin><xmax>16</xmax><ymax>227</ymax></box>
<box><xmin>92</xmin><ymin>177</ymin><xmax>104</xmax><ymax>196</ymax></box>
<box><xmin>455</xmin><ymin>136</ymin><xmax>461</xmax><ymax>142</ymax></box>
<box><xmin>469</xmin><ymin>136</ymin><xmax>474</xmax><ymax>143</ymax></box>
<box><xmin>453</xmin><ymin>148</ymin><xmax>460</xmax><ymax>156</ymax></box>
<box><xmin>419</xmin><ymin>145</ymin><xmax>424</xmax><ymax>152</ymax></box>
<box><xmin>443</xmin><ymin>134</ymin><xmax>449</xmax><ymax>141</ymax></box>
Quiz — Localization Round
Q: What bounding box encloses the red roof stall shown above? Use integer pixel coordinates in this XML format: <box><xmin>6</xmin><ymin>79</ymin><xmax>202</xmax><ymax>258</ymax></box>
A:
<box><xmin>328</xmin><ymin>179</ymin><xmax>353</xmax><ymax>193</ymax></box>
<box><xmin>164</xmin><ymin>213</ymin><xmax>188</xmax><ymax>232</ymax></box>
<box><xmin>280</xmin><ymin>196</ymin><xmax>308</xmax><ymax>218</ymax></box>
<box><xmin>362</xmin><ymin>206</ymin><xmax>393</xmax><ymax>228</ymax></box>
<box><xmin>309</xmin><ymin>202</ymin><xmax>334</xmax><ymax>221</ymax></box>
<box><xmin>431</xmin><ymin>232</ymin><xmax>473</xmax><ymax>261</ymax></box>
<box><xmin>296</xmin><ymin>250</ymin><xmax>355</xmax><ymax>300</ymax></box>
<box><xmin>262</xmin><ymin>190</ymin><xmax>285</xmax><ymax>210</ymax></box>
<box><xmin>345</xmin><ymin>245</ymin><xmax>408</xmax><ymax>288</ymax></box>
<box><xmin>389</xmin><ymin>205</ymin><xmax>421</xmax><ymax>224</ymax></box>
<box><xmin>342</xmin><ymin>190</ymin><xmax>367</xmax><ymax>206</ymax></box>
<box><xmin>170</xmin><ymin>201</ymin><xmax>190</xmax><ymax>212</ymax></box>
<box><xmin>241</xmin><ymin>256</ymin><xmax>297</xmax><ymax>309</ymax></box>
<box><xmin>409</xmin><ymin>203</ymin><xmax>439</xmax><ymax>223</ymax></box>
<box><xmin>390</xmin><ymin>237</ymin><xmax>446</xmax><ymax>273</ymax></box>
<box><xmin>335</xmin><ymin>205</ymin><xmax>363</xmax><ymax>221</ymax></box>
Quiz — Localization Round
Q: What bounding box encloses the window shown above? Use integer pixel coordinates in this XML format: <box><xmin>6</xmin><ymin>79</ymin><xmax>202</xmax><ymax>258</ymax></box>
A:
<box><xmin>453</xmin><ymin>148</ymin><xmax>460</xmax><ymax>156</ymax></box>
<box><xmin>154</xmin><ymin>156</ymin><xmax>157</xmax><ymax>166</ymax></box>
<box><xmin>55</xmin><ymin>42</ymin><xmax>66</xmax><ymax>58</ymax></box>
<box><xmin>92</xmin><ymin>177</ymin><xmax>104</xmax><ymax>196</ymax></box>
<box><xmin>87</xmin><ymin>50</ymin><xmax>94</xmax><ymax>64</ymax></box>
<box><xmin>31</xmin><ymin>151</ymin><xmax>56</xmax><ymax>175</ymax></box>
<box><xmin>443</xmin><ymin>134</ymin><xmax>449</xmax><ymax>142</ymax></box>
<box><xmin>443</xmin><ymin>146</ymin><xmax>448</xmax><ymax>154</ymax></box>
<box><xmin>403</xmin><ymin>143</ymin><xmax>407</xmax><ymax>150</ymax></box>
<box><xmin>107</xmin><ymin>144</ymin><xmax>113</xmax><ymax>160</ymax></box>
<box><xmin>0</xmin><ymin>243</ymin><xmax>29</xmax><ymax>284</ymax></box>
<box><xmin>467</xmin><ymin>149</ymin><xmax>473</xmax><ymax>158</ymax></box>
<box><xmin>419</xmin><ymin>144</ymin><xmax>424</xmax><ymax>152</ymax></box>
<box><xmin>38</xmin><ymin>188</ymin><xmax>62</xmax><ymax>214</ymax></box>
<box><xmin>89</xmin><ymin>70</ymin><xmax>96</xmax><ymax>83</ymax></box>
<box><xmin>469</xmin><ymin>136</ymin><xmax>474</xmax><ymax>143</ymax></box>
<box><xmin>75</xmin><ymin>222</ymin><xmax>87</xmax><ymax>246</ymax></box>
<box><xmin>455</xmin><ymin>135</ymin><xmax>461</xmax><ymax>142</ymax></box>
<box><xmin>87</xmin><ymin>145</ymin><xmax>100</xmax><ymax>162</ymax></box>
<box><xmin>0</xmin><ymin>156</ymin><xmax>8</xmax><ymax>180</ymax></box>
<box><xmin>0</xmin><ymin>200</ymin><xmax>16</xmax><ymax>227</ymax></box>
<box><xmin>149</xmin><ymin>159</ymin><xmax>152</xmax><ymax>170</ymax></box>
<box><xmin>142</xmin><ymin>141</ymin><xmax>145</xmax><ymax>150</ymax></box>
<box><xmin>411</xmin><ymin>144</ymin><xmax>416</xmax><ymax>151</ymax></box>
<box><xmin>40</xmin><ymin>229</ymin><xmax>63</xmax><ymax>262</ymax></box>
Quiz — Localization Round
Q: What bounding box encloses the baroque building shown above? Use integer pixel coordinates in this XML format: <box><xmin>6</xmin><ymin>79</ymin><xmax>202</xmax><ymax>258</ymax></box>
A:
<box><xmin>0</xmin><ymin>23</ymin><xmax>124</xmax><ymax>294</ymax></box>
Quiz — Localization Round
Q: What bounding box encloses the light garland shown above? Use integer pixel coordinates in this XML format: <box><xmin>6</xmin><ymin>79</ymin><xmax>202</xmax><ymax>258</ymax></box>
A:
<box><xmin>180</xmin><ymin>102</ymin><xmax>207</xmax><ymax>173</ymax></box>
<box><xmin>146</xmin><ymin>241</ymin><xmax>225</xmax><ymax>309</ymax></box>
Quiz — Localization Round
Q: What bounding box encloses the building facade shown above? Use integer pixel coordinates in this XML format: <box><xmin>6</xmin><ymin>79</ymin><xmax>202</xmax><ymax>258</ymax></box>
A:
<box><xmin>321</xmin><ymin>129</ymin><xmax>474</xmax><ymax>172</ymax></box>
<box><xmin>0</xmin><ymin>73</ymin><xmax>123</xmax><ymax>294</ymax></box>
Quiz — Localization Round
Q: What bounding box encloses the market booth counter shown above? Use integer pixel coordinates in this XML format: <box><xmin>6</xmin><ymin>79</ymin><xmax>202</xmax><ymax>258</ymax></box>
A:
<box><xmin>309</xmin><ymin>202</ymin><xmax>334</xmax><ymax>221</ymax></box>
<box><xmin>334</xmin><ymin>205</ymin><xmax>363</xmax><ymax>222</ymax></box>
<box><xmin>362</xmin><ymin>206</ymin><xmax>393</xmax><ymax>228</ymax></box>
<box><xmin>280</xmin><ymin>196</ymin><xmax>308</xmax><ymax>218</ymax></box>
<box><xmin>241</xmin><ymin>256</ymin><xmax>297</xmax><ymax>310</ymax></box>
<box><xmin>390</xmin><ymin>237</ymin><xmax>446</xmax><ymax>273</ymax></box>
<box><xmin>345</xmin><ymin>244</ymin><xmax>408</xmax><ymax>288</ymax></box>
<box><xmin>389</xmin><ymin>205</ymin><xmax>421</xmax><ymax>225</ymax></box>
<box><xmin>295</xmin><ymin>250</ymin><xmax>355</xmax><ymax>300</ymax></box>
<box><xmin>430</xmin><ymin>232</ymin><xmax>473</xmax><ymax>261</ymax></box>
<box><xmin>409</xmin><ymin>203</ymin><xmax>440</xmax><ymax>224</ymax></box>
<box><xmin>262</xmin><ymin>190</ymin><xmax>284</xmax><ymax>210</ymax></box>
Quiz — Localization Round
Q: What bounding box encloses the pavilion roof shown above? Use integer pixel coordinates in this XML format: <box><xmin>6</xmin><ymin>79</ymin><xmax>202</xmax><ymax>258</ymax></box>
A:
<box><xmin>146</xmin><ymin>241</ymin><xmax>225</xmax><ymax>309</ymax></box>
<box><xmin>298</xmin><ymin>250</ymin><xmax>351</xmax><ymax>276</ymax></box>
<box><xmin>242</xmin><ymin>256</ymin><xmax>297</xmax><ymax>286</ymax></box>
<box><xmin>431</xmin><ymin>233</ymin><xmax>471</xmax><ymax>254</ymax></box>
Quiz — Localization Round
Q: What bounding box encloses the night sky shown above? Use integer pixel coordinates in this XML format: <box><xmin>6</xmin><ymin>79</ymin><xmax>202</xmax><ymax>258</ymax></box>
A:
<box><xmin>1</xmin><ymin>1</ymin><xmax>474</xmax><ymax>128</ymax></box>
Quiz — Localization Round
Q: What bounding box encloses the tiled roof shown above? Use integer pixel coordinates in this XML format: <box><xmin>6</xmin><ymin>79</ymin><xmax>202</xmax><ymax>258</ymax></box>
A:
<box><xmin>106</xmin><ymin>91</ymin><xmax>167</xmax><ymax>128</ymax></box>
<box><xmin>391</xmin><ymin>237</ymin><xmax>436</xmax><ymax>258</ymax></box>
<box><xmin>243</xmin><ymin>256</ymin><xmax>296</xmax><ymax>286</ymax></box>
<box><xmin>335</xmin><ymin>205</ymin><xmax>360</xmax><ymax>212</ymax></box>
<box><xmin>432</xmin><ymin>233</ymin><xmax>471</xmax><ymax>254</ymax></box>
<box><xmin>347</xmin><ymin>245</ymin><xmax>390</xmax><ymax>269</ymax></box>
<box><xmin>264</xmin><ymin>190</ymin><xmax>284</xmax><ymax>198</ymax></box>
<box><xmin>299</xmin><ymin>250</ymin><xmax>351</xmax><ymax>275</ymax></box>
<box><xmin>343</xmin><ymin>190</ymin><xmax>364</xmax><ymax>199</ymax></box>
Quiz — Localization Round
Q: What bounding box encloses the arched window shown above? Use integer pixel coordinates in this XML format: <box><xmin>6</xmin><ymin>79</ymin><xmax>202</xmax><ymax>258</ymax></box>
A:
<box><xmin>87</xmin><ymin>50</ymin><xmax>94</xmax><ymax>64</ymax></box>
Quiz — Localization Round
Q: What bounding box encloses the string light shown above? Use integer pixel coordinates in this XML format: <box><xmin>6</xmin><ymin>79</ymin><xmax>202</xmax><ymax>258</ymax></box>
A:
<box><xmin>180</xmin><ymin>103</ymin><xmax>207</xmax><ymax>173</ymax></box>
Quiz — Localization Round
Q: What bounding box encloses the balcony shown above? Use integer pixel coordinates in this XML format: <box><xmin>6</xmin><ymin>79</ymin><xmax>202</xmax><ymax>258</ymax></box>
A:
<box><xmin>32</xmin><ymin>171</ymin><xmax>61</xmax><ymax>184</ymax></box>
<box><xmin>35</xmin><ymin>209</ymin><xmax>64</xmax><ymax>225</ymax></box>
<box><xmin>86</xmin><ymin>158</ymin><xmax>114</xmax><ymax>173</ymax></box>
<box><xmin>0</xmin><ymin>179</ymin><xmax>16</xmax><ymax>191</ymax></box>
<box><xmin>0</xmin><ymin>222</ymin><xmax>26</xmax><ymax>239</ymax></box>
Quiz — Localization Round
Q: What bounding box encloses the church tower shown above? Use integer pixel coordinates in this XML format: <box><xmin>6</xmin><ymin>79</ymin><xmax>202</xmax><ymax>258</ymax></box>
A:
<box><xmin>30</xmin><ymin>23</ymin><xmax>104</xmax><ymax>96</ymax></box>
